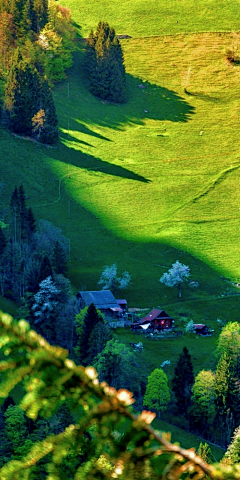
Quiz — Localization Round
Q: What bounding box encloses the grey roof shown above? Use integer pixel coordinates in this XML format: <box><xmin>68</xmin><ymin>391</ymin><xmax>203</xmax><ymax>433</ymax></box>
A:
<box><xmin>78</xmin><ymin>290</ymin><xmax>120</xmax><ymax>309</ymax></box>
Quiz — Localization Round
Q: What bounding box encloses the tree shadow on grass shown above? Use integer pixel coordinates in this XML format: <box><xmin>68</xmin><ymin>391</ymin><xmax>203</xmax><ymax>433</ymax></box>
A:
<box><xmin>53</xmin><ymin>47</ymin><xmax>194</xmax><ymax>183</ymax></box>
<box><xmin>59</xmin><ymin>47</ymin><xmax>195</xmax><ymax>131</ymax></box>
<box><xmin>49</xmin><ymin>135</ymin><xmax>151</xmax><ymax>183</ymax></box>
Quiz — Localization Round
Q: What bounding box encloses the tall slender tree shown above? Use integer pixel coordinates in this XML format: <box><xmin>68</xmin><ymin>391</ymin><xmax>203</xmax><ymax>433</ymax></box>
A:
<box><xmin>172</xmin><ymin>346</ymin><xmax>194</xmax><ymax>415</ymax></box>
<box><xmin>75</xmin><ymin>303</ymin><xmax>106</xmax><ymax>366</ymax></box>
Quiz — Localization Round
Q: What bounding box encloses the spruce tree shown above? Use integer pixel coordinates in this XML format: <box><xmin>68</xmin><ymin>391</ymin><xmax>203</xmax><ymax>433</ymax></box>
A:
<box><xmin>32</xmin><ymin>0</ymin><xmax>48</xmax><ymax>33</ymax></box>
<box><xmin>214</xmin><ymin>352</ymin><xmax>240</xmax><ymax>446</ymax></box>
<box><xmin>52</xmin><ymin>241</ymin><xmax>67</xmax><ymax>275</ymax></box>
<box><xmin>0</xmin><ymin>226</ymin><xmax>7</xmax><ymax>257</ymax></box>
<box><xmin>85</xmin><ymin>21</ymin><xmax>126</xmax><ymax>103</ymax></box>
<box><xmin>172</xmin><ymin>346</ymin><xmax>194</xmax><ymax>415</ymax></box>
<box><xmin>198</xmin><ymin>442</ymin><xmax>214</xmax><ymax>463</ymax></box>
<box><xmin>75</xmin><ymin>303</ymin><xmax>105</xmax><ymax>366</ymax></box>
<box><xmin>10</xmin><ymin>185</ymin><xmax>19</xmax><ymax>242</ymax></box>
<box><xmin>224</xmin><ymin>426</ymin><xmax>240</xmax><ymax>465</ymax></box>
<box><xmin>26</xmin><ymin>207</ymin><xmax>36</xmax><ymax>243</ymax></box>
<box><xmin>4</xmin><ymin>51</ymin><xmax>41</xmax><ymax>134</ymax></box>
<box><xmin>38</xmin><ymin>254</ymin><xmax>52</xmax><ymax>284</ymax></box>
<box><xmin>18</xmin><ymin>184</ymin><xmax>28</xmax><ymax>242</ymax></box>
<box><xmin>32</xmin><ymin>79</ymin><xmax>58</xmax><ymax>144</ymax></box>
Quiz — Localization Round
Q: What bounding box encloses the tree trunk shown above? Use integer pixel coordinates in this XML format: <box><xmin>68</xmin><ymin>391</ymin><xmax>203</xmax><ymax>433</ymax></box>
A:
<box><xmin>178</xmin><ymin>283</ymin><xmax>182</xmax><ymax>298</ymax></box>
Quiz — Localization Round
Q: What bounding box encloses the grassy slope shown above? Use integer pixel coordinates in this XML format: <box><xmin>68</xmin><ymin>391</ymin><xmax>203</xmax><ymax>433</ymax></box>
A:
<box><xmin>1</xmin><ymin>0</ymin><xmax>239</xmax><ymax>454</ymax></box>
<box><xmin>61</xmin><ymin>0</ymin><xmax>240</xmax><ymax>37</ymax></box>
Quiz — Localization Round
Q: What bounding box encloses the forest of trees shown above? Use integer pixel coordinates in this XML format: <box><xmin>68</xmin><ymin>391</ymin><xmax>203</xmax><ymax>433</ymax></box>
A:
<box><xmin>0</xmin><ymin>0</ymin><xmax>75</xmax><ymax>143</ymax></box>
<box><xmin>84</xmin><ymin>21</ymin><xmax>127</xmax><ymax>103</ymax></box>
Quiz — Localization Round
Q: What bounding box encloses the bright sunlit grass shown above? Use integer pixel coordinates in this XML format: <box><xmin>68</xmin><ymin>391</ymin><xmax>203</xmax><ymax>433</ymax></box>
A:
<box><xmin>61</xmin><ymin>0</ymin><xmax>240</xmax><ymax>37</ymax></box>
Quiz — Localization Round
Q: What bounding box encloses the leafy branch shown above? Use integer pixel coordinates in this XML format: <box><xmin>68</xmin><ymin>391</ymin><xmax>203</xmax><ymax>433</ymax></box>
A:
<box><xmin>0</xmin><ymin>311</ymin><xmax>237</xmax><ymax>479</ymax></box>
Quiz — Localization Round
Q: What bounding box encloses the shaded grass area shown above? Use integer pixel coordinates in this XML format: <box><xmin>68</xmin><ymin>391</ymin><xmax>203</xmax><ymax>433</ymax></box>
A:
<box><xmin>60</xmin><ymin>0</ymin><xmax>240</xmax><ymax>37</ymax></box>
<box><xmin>153</xmin><ymin>418</ymin><xmax>225</xmax><ymax>461</ymax></box>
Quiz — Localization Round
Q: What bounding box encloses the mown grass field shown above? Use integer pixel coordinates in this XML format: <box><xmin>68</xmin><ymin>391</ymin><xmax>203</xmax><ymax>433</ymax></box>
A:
<box><xmin>61</xmin><ymin>0</ymin><xmax>240</xmax><ymax>37</ymax></box>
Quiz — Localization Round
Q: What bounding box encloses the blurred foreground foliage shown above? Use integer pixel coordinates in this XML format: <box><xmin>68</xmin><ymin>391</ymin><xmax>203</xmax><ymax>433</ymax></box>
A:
<box><xmin>0</xmin><ymin>311</ymin><xmax>239</xmax><ymax>480</ymax></box>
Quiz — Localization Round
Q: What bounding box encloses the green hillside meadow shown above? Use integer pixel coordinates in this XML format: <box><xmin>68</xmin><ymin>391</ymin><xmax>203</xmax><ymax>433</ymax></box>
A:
<box><xmin>1</xmin><ymin>0</ymin><xmax>240</xmax><ymax>456</ymax></box>
<box><xmin>1</xmin><ymin>1</ymin><xmax>240</xmax><ymax>314</ymax></box>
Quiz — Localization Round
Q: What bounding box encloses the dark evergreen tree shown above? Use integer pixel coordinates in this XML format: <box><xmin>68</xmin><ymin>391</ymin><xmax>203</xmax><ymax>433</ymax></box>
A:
<box><xmin>0</xmin><ymin>226</ymin><xmax>7</xmax><ymax>257</ymax></box>
<box><xmin>32</xmin><ymin>79</ymin><xmax>58</xmax><ymax>144</ymax></box>
<box><xmin>87</xmin><ymin>321</ymin><xmax>112</xmax><ymax>365</ymax></box>
<box><xmin>18</xmin><ymin>184</ymin><xmax>28</xmax><ymax>242</ymax></box>
<box><xmin>9</xmin><ymin>185</ymin><xmax>19</xmax><ymax>242</ymax></box>
<box><xmin>4</xmin><ymin>51</ymin><xmax>58</xmax><ymax>143</ymax></box>
<box><xmin>26</xmin><ymin>206</ymin><xmax>36</xmax><ymax>242</ymax></box>
<box><xmin>52</xmin><ymin>240</ymin><xmax>67</xmax><ymax>275</ymax></box>
<box><xmin>172</xmin><ymin>346</ymin><xmax>194</xmax><ymax>416</ymax></box>
<box><xmin>4</xmin><ymin>51</ymin><xmax>41</xmax><ymax>134</ymax></box>
<box><xmin>85</xmin><ymin>21</ymin><xmax>126</xmax><ymax>103</ymax></box>
<box><xmin>38</xmin><ymin>254</ymin><xmax>52</xmax><ymax>285</ymax></box>
<box><xmin>32</xmin><ymin>0</ymin><xmax>48</xmax><ymax>33</ymax></box>
<box><xmin>75</xmin><ymin>303</ymin><xmax>105</xmax><ymax>366</ymax></box>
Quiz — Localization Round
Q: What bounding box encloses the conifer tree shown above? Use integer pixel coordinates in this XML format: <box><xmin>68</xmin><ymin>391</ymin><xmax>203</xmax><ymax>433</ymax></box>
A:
<box><xmin>198</xmin><ymin>442</ymin><xmax>214</xmax><ymax>464</ymax></box>
<box><xmin>32</xmin><ymin>79</ymin><xmax>58</xmax><ymax>144</ymax></box>
<box><xmin>4</xmin><ymin>51</ymin><xmax>41</xmax><ymax>134</ymax></box>
<box><xmin>75</xmin><ymin>303</ymin><xmax>105</xmax><ymax>366</ymax></box>
<box><xmin>0</xmin><ymin>226</ymin><xmax>7</xmax><ymax>257</ymax></box>
<box><xmin>26</xmin><ymin>206</ymin><xmax>36</xmax><ymax>242</ymax></box>
<box><xmin>38</xmin><ymin>254</ymin><xmax>52</xmax><ymax>284</ymax></box>
<box><xmin>10</xmin><ymin>185</ymin><xmax>19</xmax><ymax>242</ymax></box>
<box><xmin>32</xmin><ymin>275</ymin><xmax>60</xmax><ymax>343</ymax></box>
<box><xmin>32</xmin><ymin>0</ymin><xmax>48</xmax><ymax>33</ymax></box>
<box><xmin>214</xmin><ymin>352</ymin><xmax>240</xmax><ymax>446</ymax></box>
<box><xmin>172</xmin><ymin>346</ymin><xmax>194</xmax><ymax>415</ymax></box>
<box><xmin>52</xmin><ymin>240</ymin><xmax>67</xmax><ymax>275</ymax></box>
<box><xmin>85</xmin><ymin>21</ymin><xmax>126</xmax><ymax>103</ymax></box>
<box><xmin>224</xmin><ymin>426</ymin><xmax>240</xmax><ymax>465</ymax></box>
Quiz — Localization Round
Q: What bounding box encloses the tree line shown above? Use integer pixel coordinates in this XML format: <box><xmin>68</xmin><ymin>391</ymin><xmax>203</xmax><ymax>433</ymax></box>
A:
<box><xmin>0</xmin><ymin>0</ymin><xmax>128</xmax><ymax>143</ymax></box>
<box><xmin>0</xmin><ymin>0</ymin><xmax>75</xmax><ymax>143</ymax></box>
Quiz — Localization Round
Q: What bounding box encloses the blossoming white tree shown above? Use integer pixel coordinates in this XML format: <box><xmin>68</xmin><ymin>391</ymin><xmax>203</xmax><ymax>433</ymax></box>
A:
<box><xmin>98</xmin><ymin>263</ymin><xmax>131</xmax><ymax>295</ymax></box>
<box><xmin>160</xmin><ymin>260</ymin><xmax>190</xmax><ymax>298</ymax></box>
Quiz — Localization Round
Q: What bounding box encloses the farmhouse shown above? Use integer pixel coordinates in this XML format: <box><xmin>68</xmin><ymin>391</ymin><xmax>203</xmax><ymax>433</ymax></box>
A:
<box><xmin>193</xmin><ymin>324</ymin><xmax>209</xmax><ymax>335</ymax></box>
<box><xmin>77</xmin><ymin>290</ymin><xmax>124</xmax><ymax>317</ymax></box>
<box><xmin>131</xmin><ymin>308</ymin><xmax>173</xmax><ymax>331</ymax></box>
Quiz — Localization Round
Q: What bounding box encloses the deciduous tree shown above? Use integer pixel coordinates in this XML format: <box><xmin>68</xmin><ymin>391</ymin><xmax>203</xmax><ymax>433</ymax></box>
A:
<box><xmin>93</xmin><ymin>338</ymin><xmax>137</xmax><ymax>390</ymax></box>
<box><xmin>160</xmin><ymin>260</ymin><xmax>190</xmax><ymax>298</ymax></box>
<box><xmin>143</xmin><ymin>368</ymin><xmax>170</xmax><ymax>418</ymax></box>
<box><xmin>98</xmin><ymin>263</ymin><xmax>131</xmax><ymax>295</ymax></box>
<box><xmin>190</xmin><ymin>370</ymin><xmax>216</xmax><ymax>437</ymax></box>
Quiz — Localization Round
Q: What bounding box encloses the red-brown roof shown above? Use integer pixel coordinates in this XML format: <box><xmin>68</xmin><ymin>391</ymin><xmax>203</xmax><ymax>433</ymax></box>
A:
<box><xmin>137</xmin><ymin>309</ymin><xmax>171</xmax><ymax>325</ymax></box>
<box><xmin>193</xmin><ymin>324</ymin><xmax>206</xmax><ymax>328</ymax></box>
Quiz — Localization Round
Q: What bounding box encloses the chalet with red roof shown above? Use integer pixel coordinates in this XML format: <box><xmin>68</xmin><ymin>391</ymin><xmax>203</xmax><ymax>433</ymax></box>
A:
<box><xmin>131</xmin><ymin>309</ymin><xmax>173</xmax><ymax>331</ymax></box>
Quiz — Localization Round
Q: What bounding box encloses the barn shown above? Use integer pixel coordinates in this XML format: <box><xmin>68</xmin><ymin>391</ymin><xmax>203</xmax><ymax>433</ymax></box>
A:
<box><xmin>77</xmin><ymin>290</ymin><xmax>124</xmax><ymax>318</ymax></box>
<box><xmin>131</xmin><ymin>309</ymin><xmax>173</xmax><ymax>331</ymax></box>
